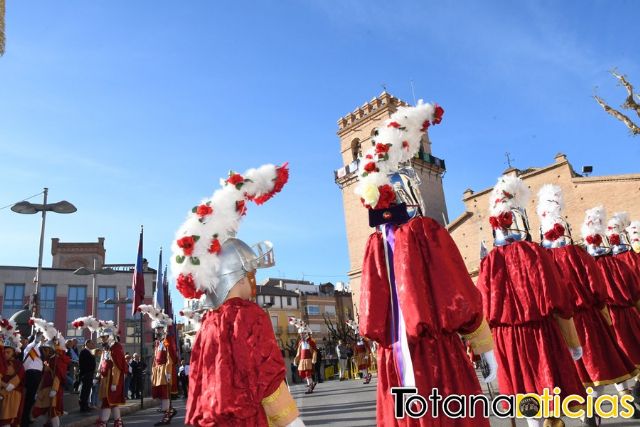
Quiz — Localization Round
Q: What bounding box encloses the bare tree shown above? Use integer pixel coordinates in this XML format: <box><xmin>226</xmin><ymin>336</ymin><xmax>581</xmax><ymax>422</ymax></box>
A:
<box><xmin>1</xmin><ymin>0</ymin><xmax>5</xmax><ymax>56</ymax></box>
<box><xmin>594</xmin><ymin>70</ymin><xmax>640</xmax><ymax>136</ymax></box>
<box><xmin>323</xmin><ymin>313</ymin><xmax>356</xmax><ymax>348</ymax></box>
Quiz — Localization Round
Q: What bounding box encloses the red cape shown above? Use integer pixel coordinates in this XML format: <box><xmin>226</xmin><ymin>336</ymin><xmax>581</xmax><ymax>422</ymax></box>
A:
<box><xmin>360</xmin><ymin>217</ymin><xmax>489</xmax><ymax>427</ymax></box>
<box><xmin>186</xmin><ymin>298</ymin><xmax>285</xmax><ymax>427</ymax></box>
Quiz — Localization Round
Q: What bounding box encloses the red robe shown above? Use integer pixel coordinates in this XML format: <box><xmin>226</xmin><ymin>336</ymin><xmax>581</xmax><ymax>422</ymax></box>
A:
<box><xmin>186</xmin><ymin>297</ymin><xmax>285</xmax><ymax>426</ymax></box>
<box><xmin>594</xmin><ymin>254</ymin><xmax>640</xmax><ymax>366</ymax></box>
<box><xmin>477</xmin><ymin>241</ymin><xmax>586</xmax><ymax>410</ymax></box>
<box><xmin>0</xmin><ymin>357</ymin><xmax>25</xmax><ymax>426</ymax></box>
<box><xmin>360</xmin><ymin>217</ymin><xmax>489</xmax><ymax>427</ymax></box>
<box><xmin>616</xmin><ymin>250</ymin><xmax>640</xmax><ymax>275</ymax></box>
<box><xmin>354</xmin><ymin>341</ymin><xmax>370</xmax><ymax>370</ymax></box>
<box><xmin>295</xmin><ymin>338</ymin><xmax>316</xmax><ymax>380</ymax></box>
<box><xmin>151</xmin><ymin>337</ymin><xmax>179</xmax><ymax>399</ymax></box>
<box><xmin>546</xmin><ymin>245</ymin><xmax>637</xmax><ymax>385</ymax></box>
<box><xmin>99</xmin><ymin>342</ymin><xmax>127</xmax><ymax>408</ymax></box>
<box><xmin>32</xmin><ymin>350</ymin><xmax>70</xmax><ymax>419</ymax></box>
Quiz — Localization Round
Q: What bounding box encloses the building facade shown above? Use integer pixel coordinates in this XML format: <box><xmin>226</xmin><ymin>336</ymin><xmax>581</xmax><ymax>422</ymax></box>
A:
<box><xmin>255</xmin><ymin>285</ymin><xmax>302</xmax><ymax>351</ymax></box>
<box><xmin>334</xmin><ymin>92</ymin><xmax>448</xmax><ymax>313</ymax></box>
<box><xmin>448</xmin><ymin>153</ymin><xmax>640</xmax><ymax>278</ymax></box>
<box><xmin>0</xmin><ymin>237</ymin><xmax>157</xmax><ymax>357</ymax></box>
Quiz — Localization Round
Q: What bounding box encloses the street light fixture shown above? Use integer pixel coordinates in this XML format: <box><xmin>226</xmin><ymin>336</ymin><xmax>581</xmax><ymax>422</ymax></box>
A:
<box><xmin>11</xmin><ymin>188</ymin><xmax>77</xmax><ymax>317</ymax></box>
<box><xmin>103</xmin><ymin>295</ymin><xmax>133</xmax><ymax>333</ymax></box>
<box><xmin>74</xmin><ymin>260</ymin><xmax>116</xmax><ymax>317</ymax></box>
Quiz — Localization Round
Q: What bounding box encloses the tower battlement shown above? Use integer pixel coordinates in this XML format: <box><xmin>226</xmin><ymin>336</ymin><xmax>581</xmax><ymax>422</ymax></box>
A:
<box><xmin>337</xmin><ymin>91</ymin><xmax>409</xmax><ymax>133</ymax></box>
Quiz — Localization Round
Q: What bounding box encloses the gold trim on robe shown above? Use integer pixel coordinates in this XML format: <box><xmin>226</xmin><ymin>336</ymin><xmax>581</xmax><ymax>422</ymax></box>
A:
<box><xmin>261</xmin><ymin>381</ymin><xmax>299</xmax><ymax>427</ymax></box>
<box><xmin>461</xmin><ymin>318</ymin><xmax>494</xmax><ymax>354</ymax></box>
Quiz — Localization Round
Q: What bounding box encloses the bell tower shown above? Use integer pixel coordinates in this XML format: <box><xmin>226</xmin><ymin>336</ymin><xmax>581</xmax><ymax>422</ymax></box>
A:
<box><xmin>334</xmin><ymin>92</ymin><xmax>448</xmax><ymax>314</ymax></box>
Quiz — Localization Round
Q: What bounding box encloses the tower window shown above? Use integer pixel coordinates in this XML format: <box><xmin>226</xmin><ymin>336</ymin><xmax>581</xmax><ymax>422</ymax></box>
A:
<box><xmin>351</xmin><ymin>139</ymin><xmax>361</xmax><ymax>161</ymax></box>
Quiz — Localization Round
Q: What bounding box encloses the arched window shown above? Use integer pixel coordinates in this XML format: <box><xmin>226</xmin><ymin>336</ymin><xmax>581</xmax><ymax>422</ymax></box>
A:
<box><xmin>351</xmin><ymin>138</ymin><xmax>361</xmax><ymax>161</ymax></box>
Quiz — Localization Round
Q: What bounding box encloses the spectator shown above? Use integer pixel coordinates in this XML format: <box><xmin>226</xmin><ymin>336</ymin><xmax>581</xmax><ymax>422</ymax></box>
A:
<box><xmin>313</xmin><ymin>346</ymin><xmax>324</xmax><ymax>383</ymax></box>
<box><xmin>124</xmin><ymin>352</ymin><xmax>132</xmax><ymax>400</ymax></box>
<box><xmin>89</xmin><ymin>348</ymin><xmax>103</xmax><ymax>409</ymax></box>
<box><xmin>65</xmin><ymin>339</ymin><xmax>79</xmax><ymax>392</ymax></box>
<box><xmin>336</xmin><ymin>340</ymin><xmax>348</xmax><ymax>381</ymax></box>
<box><xmin>130</xmin><ymin>352</ymin><xmax>146</xmax><ymax>399</ymax></box>
<box><xmin>21</xmin><ymin>332</ymin><xmax>44</xmax><ymax>427</ymax></box>
<box><xmin>78</xmin><ymin>339</ymin><xmax>96</xmax><ymax>412</ymax></box>
<box><xmin>178</xmin><ymin>359</ymin><xmax>190</xmax><ymax>398</ymax></box>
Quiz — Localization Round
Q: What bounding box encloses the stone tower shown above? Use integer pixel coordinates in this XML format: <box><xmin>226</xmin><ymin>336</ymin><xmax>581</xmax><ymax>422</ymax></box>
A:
<box><xmin>334</xmin><ymin>92</ymin><xmax>448</xmax><ymax>315</ymax></box>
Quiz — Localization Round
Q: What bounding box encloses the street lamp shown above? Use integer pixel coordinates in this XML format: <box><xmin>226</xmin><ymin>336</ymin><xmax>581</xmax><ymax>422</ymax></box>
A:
<box><xmin>11</xmin><ymin>188</ymin><xmax>77</xmax><ymax>316</ymax></box>
<box><xmin>103</xmin><ymin>294</ymin><xmax>133</xmax><ymax>333</ymax></box>
<box><xmin>74</xmin><ymin>259</ymin><xmax>116</xmax><ymax>317</ymax></box>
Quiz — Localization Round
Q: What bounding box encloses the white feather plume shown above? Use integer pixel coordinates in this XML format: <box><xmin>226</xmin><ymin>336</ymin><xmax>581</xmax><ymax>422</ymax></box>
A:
<box><xmin>536</xmin><ymin>184</ymin><xmax>564</xmax><ymax>233</ymax></box>
<box><xmin>607</xmin><ymin>212</ymin><xmax>630</xmax><ymax>236</ymax></box>
<box><xmin>489</xmin><ymin>175</ymin><xmax>531</xmax><ymax>216</ymax></box>
<box><xmin>71</xmin><ymin>316</ymin><xmax>101</xmax><ymax>333</ymax></box>
<box><xmin>627</xmin><ymin>220</ymin><xmax>640</xmax><ymax>242</ymax></box>
<box><xmin>582</xmin><ymin>206</ymin><xmax>606</xmax><ymax>239</ymax></box>
<box><xmin>138</xmin><ymin>304</ymin><xmax>172</xmax><ymax>326</ymax></box>
<box><xmin>179</xmin><ymin>308</ymin><xmax>202</xmax><ymax>330</ymax></box>
<box><xmin>30</xmin><ymin>317</ymin><xmax>58</xmax><ymax>341</ymax></box>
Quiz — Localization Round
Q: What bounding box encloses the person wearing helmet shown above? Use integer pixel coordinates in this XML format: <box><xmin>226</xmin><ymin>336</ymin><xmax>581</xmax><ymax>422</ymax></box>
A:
<box><xmin>172</xmin><ymin>163</ymin><xmax>304</xmax><ymax>427</ymax></box>
<box><xmin>95</xmin><ymin>322</ymin><xmax>126</xmax><ymax>427</ymax></box>
<box><xmin>0</xmin><ymin>320</ymin><xmax>25</xmax><ymax>427</ymax></box>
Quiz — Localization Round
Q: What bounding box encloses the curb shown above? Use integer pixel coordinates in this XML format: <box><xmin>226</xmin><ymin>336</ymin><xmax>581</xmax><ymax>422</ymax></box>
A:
<box><xmin>65</xmin><ymin>399</ymin><xmax>160</xmax><ymax>427</ymax></box>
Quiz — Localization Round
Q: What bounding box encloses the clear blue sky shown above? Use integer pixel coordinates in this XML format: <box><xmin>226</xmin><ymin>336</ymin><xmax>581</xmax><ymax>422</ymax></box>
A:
<box><xmin>1</xmin><ymin>1</ymin><xmax>639</xmax><ymax>310</ymax></box>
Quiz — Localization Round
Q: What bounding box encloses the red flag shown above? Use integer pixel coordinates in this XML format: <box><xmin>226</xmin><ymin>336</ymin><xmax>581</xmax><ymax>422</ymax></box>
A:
<box><xmin>132</xmin><ymin>227</ymin><xmax>145</xmax><ymax>315</ymax></box>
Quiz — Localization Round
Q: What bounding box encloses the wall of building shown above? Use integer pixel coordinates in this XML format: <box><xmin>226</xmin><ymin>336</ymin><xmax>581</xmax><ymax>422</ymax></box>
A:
<box><xmin>448</xmin><ymin>154</ymin><xmax>640</xmax><ymax>277</ymax></box>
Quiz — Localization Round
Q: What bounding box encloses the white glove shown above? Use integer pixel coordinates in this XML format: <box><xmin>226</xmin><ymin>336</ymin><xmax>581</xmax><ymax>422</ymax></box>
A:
<box><xmin>5</xmin><ymin>383</ymin><xmax>15</xmax><ymax>392</ymax></box>
<box><xmin>111</xmin><ymin>384</ymin><xmax>117</xmax><ymax>392</ymax></box>
<box><xmin>49</xmin><ymin>389</ymin><xmax>57</xmax><ymax>398</ymax></box>
<box><xmin>570</xmin><ymin>346</ymin><xmax>583</xmax><ymax>361</ymax></box>
<box><xmin>286</xmin><ymin>417</ymin><xmax>306</xmax><ymax>427</ymax></box>
<box><xmin>481</xmin><ymin>350</ymin><xmax>498</xmax><ymax>383</ymax></box>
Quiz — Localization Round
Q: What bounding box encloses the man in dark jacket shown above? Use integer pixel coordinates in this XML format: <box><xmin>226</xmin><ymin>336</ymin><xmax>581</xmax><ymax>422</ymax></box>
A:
<box><xmin>78</xmin><ymin>339</ymin><xmax>97</xmax><ymax>412</ymax></box>
<box><xmin>129</xmin><ymin>352</ymin><xmax>147</xmax><ymax>399</ymax></box>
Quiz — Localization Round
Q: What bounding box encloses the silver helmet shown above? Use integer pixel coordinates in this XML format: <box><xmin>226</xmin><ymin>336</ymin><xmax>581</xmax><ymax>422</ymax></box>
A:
<box><xmin>201</xmin><ymin>238</ymin><xmax>275</xmax><ymax>309</ymax></box>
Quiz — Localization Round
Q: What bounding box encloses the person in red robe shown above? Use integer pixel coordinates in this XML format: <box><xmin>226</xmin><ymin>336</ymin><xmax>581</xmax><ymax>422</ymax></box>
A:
<box><xmin>583</xmin><ymin>207</ymin><xmax>640</xmax><ymax>403</ymax></box>
<box><xmin>96</xmin><ymin>323</ymin><xmax>126</xmax><ymax>427</ymax></box>
<box><xmin>293</xmin><ymin>326</ymin><xmax>317</xmax><ymax>394</ymax></box>
<box><xmin>29</xmin><ymin>319</ymin><xmax>70</xmax><ymax>427</ymax></box>
<box><xmin>478</xmin><ymin>176</ymin><xmax>586</xmax><ymax>427</ymax></box>
<box><xmin>137</xmin><ymin>305</ymin><xmax>179</xmax><ymax>426</ymax></box>
<box><xmin>171</xmin><ymin>162</ymin><xmax>304</xmax><ymax>426</ymax></box>
<box><xmin>0</xmin><ymin>326</ymin><xmax>25</xmax><ymax>427</ymax></box>
<box><xmin>538</xmin><ymin>187</ymin><xmax>638</xmax><ymax>425</ymax></box>
<box><xmin>353</xmin><ymin>336</ymin><xmax>372</xmax><ymax>384</ymax></box>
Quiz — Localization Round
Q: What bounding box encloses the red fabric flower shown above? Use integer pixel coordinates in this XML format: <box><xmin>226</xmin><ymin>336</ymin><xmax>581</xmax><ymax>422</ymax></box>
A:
<box><xmin>421</xmin><ymin>120</ymin><xmax>430</xmax><ymax>132</ymax></box>
<box><xmin>489</xmin><ymin>211</ymin><xmax>513</xmax><ymax>229</ymax></box>
<box><xmin>251</xmin><ymin>163</ymin><xmax>290</xmax><ymax>205</ymax></box>
<box><xmin>177</xmin><ymin>236</ymin><xmax>196</xmax><ymax>256</ymax></box>
<box><xmin>196</xmin><ymin>204</ymin><xmax>213</xmax><ymax>218</ymax></box>
<box><xmin>433</xmin><ymin>104</ymin><xmax>444</xmax><ymax>124</ymax></box>
<box><xmin>365</xmin><ymin>154</ymin><xmax>373</xmax><ymax>159</ymax></box>
<box><xmin>375</xmin><ymin>143</ymin><xmax>390</xmax><ymax>154</ymax></box>
<box><xmin>176</xmin><ymin>273</ymin><xmax>204</xmax><ymax>299</ymax></box>
<box><xmin>226</xmin><ymin>173</ymin><xmax>245</xmax><ymax>187</ymax></box>
<box><xmin>364</xmin><ymin>162</ymin><xmax>378</xmax><ymax>173</ymax></box>
<box><xmin>208</xmin><ymin>238</ymin><xmax>221</xmax><ymax>254</ymax></box>
<box><xmin>586</xmin><ymin>235</ymin><xmax>603</xmax><ymax>246</ymax></box>
<box><xmin>609</xmin><ymin>234</ymin><xmax>621</xmax><ymax>246</ymax></box>
<box><xmin>544</xmin><ymin>223</ymin><xmax>565</xmax><ymax>241</ymax></box>
<box><xmin>387</xmin><ymin>121</ymin><xmax>401</xmax><ymax>129</ymax></box>
<box><xmin>402</xmin><ymin>141</ymin><xmax>409</xmax><ymax>149</ymax></box>
<box><xmin>375</xmin><ymin>185</ymin><xmax>397</xmax><ymax>209</ymax></box>
<box><xmin>236</xmin><ymin>200</ymin><xmax>247</xmax><ymax>216</ymax></box>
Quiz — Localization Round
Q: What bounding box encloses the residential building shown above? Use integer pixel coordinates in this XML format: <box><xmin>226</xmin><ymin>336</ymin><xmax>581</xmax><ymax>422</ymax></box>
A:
<box><xmin>255</xmin><ymin>285</ymin><xmax>302</xmax><ymax>351</ymax></box>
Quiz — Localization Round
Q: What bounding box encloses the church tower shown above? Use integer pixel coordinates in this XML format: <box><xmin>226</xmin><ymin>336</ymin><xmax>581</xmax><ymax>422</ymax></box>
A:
<box><xmin>334</xmin><ymin>92</ymin><xmax>448</xmax><ymax>314</ymax></box>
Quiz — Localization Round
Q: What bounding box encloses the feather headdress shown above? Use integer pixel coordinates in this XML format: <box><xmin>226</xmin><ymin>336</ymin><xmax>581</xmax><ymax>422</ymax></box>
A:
<box><xmin>536</xmin><ymin>184</ymin><xmax>567</xmax><ymax>241</ymax></box>
<box><xmin>179</xmin><ymin>308</ymin><xmax>202</xmax><ymax>330</ymax></box>
<box><xmin>71</xmin><ymin>316</ymin><xmax>102</xmax><ymax>333</ymax></box>
<box><xmin>29</xmin><ymin>317</ymin><xmax>58</xmax><ymax>341</ymax></box>
<box><xmin>354</xmin><ymin>101</ymin><xmax>444</xmax><ymax>211</ymax></box>
<box><xmin>487</xmin><ymin>175</ymin><xmax>530</xmax><ymax>230</ymax></box>
<box><xmin>582</xmin><ymin>206</ymin><xmax>606</xmax><ymax>245</ymax></box>
<box><xmin>171</xmin><ymin>163</ymin><xmax>289</xmax><ymax>300</ymax></box>
<box><xmin>137</xmin><ymin>304</ymin><xmax>173</xmax><ymax>328</ymax></box>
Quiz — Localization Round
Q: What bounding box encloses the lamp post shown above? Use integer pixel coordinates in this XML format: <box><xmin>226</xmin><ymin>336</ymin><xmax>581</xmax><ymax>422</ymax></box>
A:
<box><xmin>11</xmin><ymin>188</ymin><xmax>77</xmax><ymax>317</ymax></box>
<box><xmin>103</xmin><ymin>293</ymin><xmax>133</xmax><ymax>336</ymax></box>
<box><xmin>74</xmin><ymin>259</ymin><xmax>116</xmax><ymax>317</ymax></box>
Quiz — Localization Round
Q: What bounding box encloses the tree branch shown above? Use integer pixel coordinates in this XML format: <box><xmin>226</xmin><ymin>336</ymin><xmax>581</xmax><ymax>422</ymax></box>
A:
<box><xmin>594</xmin><ymin>95</ymin><xmax>640</xmax><ymax>135</ymax></box>
<box><xmin>0</xmin><ymin>0</ymin><xmax>5</xmax><ymax>56</ymax></box>
<box><xmin>611</xmin><ymin>70</ymin><xmax>640</xmax><ymax>118</ymax></box>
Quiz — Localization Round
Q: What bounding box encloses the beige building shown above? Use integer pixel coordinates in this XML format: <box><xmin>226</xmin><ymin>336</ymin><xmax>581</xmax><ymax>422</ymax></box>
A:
<box><xmin>334</xmin><ymin>92</ymin><xmax>448</xmax><ymax>310</ymax></box>
<box><xmin>448</xmin><ymin>153</ymin><xmax>640</xmax><ymax>278</ymax></box>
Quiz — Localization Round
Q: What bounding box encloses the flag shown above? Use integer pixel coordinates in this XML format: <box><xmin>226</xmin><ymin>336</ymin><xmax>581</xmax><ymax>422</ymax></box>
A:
<box><xmin>163</xmin><ymin>266</ymin><xmax>169</xmax><ymax>314</ymax></box>
<box><xmin>153</xmin><ymin>248</ymin><xmax>164</xmax><ymax>310</ymax></box>
<box><xmin>131</xmin><ymin>227</ymin><xmax>145</xmax><ymax>315</ymax></box>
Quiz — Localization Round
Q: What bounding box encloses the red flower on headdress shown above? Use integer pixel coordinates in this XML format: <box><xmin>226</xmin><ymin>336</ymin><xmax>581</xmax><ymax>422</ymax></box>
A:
<box><xmin>402</xmin><ymin>141</ymin><xmax>409</xmax><ymax>149</ymax></box>
<box><xmin>208</xmin><ymin>238</ymin><xmax>221</xmax><ymax>254</ymax></box>
<box><xmin>375</xmin><ymin>185</ymin><xmax>397</xmax><ymax>210</ymax></box>
<box><xmin>195</xmin><ymin>204</ymin><xmax>213</xmax><ymax>218</ymax></box>
<box><xmin>226</xmin><ymin>173</ymin><xmax>245</xmax><ymax>187</ymax></box>
<box><xmin>586</xmin><ymin>235</ymin><xmax>603</xmax><ymax>246</ymax></box>
<box><xmin>387</xmin><ymin>121</ymin><xmax>401</xmax><ymax>129</ymax></box>
<box><xmin>364</xmin><ymin>162</ymin><xmax>378</xmax><ymax>173</ymax></box>
<box><xmin>28</xmin><ymin>319</ymin><xmax>35</xmax><ymax>326</ymax></box>
<box><xmin>236</xmin><ymin>200</ymin><xmax>247</xmax><ymax>216</ymax></box>
<box><xmin>544</xmin><ymin>223</ymin><xmax>565</xmax><ymax>241</ymax></box>
<box><xmin>177</xmin><ymin>236</ymin><xmax>196</xmax><ymax>256</ymax></box>
<box><xmin>489</xmin><ymin>211</ymin><xmax>513</xmax><ymax>229</ymax></box>
<box><xmin>176</xmin><ymin>273</ymin><xmax>204</xmax><ymax>299</ymax></box>
<box><xmin>609</xmin><ymin>234</ymin><xmax>621</xmax><ymax>246</ymax></box>
<box><xmin>251</xmin><ymin>163</ymin><xmax>290</xmax><ymax>205</ymax></box>
<box><xmin>421</xmin><ymin>120</ymin><xmax>430</xmax><ymax>132</ymax></box>
<box><xmin>375</xmin><ymin>143</ymin><xmax>390</xmax><ymax>154</ymax></box>
<box><xmin>365</xmin><ymin>154</ymin><xmax>373</xmax><ymax>160</ymax></box>
<box><xmin>433</xmin><ymin>104</ymin><xmax>444</xmax><ymax>125</ymax></box>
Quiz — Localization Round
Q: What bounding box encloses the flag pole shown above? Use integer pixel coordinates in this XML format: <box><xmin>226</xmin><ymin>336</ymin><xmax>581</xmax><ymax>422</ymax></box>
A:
<box><xmin>140</xmin><ymin>311</ymin><xmax>144</xmax><ymax>409</ymax></box>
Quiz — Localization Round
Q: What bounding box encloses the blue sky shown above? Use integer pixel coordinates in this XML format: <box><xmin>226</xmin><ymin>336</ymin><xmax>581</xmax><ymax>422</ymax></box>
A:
<box><xmin>1</xmin><ymin>1</ymin><xmax>639</xmax><ymax>309</ymax></box>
